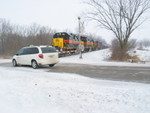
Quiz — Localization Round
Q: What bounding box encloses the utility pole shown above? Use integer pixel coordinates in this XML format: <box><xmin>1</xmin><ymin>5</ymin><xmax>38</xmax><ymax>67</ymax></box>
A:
<box><xmin>78</xmin><ymin>17</ymin><xmax>83</xmax><ymax>59</ymax></box>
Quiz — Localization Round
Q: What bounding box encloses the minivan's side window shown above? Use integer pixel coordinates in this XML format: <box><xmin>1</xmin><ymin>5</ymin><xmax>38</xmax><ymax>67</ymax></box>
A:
<box><xmin>23</xmin><ymin>47</ymin><xmax>39</xmax><ymax>55</ymax></box>
<box><xmin>41</xmin><ymin>47</ymin><xmax>57</xmax><ymax>53</ymax></box>
<box><xmin>22</xmin><ymin>48</ymin><xmax>29</xmax><ymax>55</ymax></box>
<box><xmin>30</xmin><ymin>48</ymin><xmax>39</xmax><ymax>54</ymax></box>
<box><xmin>16</xmin><ymin>48</ymin><xmax>24</xmax><ymax>55</ymax></box>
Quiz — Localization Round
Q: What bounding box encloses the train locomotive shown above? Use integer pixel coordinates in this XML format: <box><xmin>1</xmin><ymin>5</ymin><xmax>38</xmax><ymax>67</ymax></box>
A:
<box><xmin>53</xmin><ymin>32</ymin><xmax>80</xmax><ymax>55</ymax></box>
<box><xmin>52</xmin><ymin>32</ymin><xmax>104</xmax><ymax>56</ymax></box>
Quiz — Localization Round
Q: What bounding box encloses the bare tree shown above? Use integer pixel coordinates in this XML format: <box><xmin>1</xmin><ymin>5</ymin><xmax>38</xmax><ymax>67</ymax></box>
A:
<box><xmin>26</xmin><ymin>24</ymin><xmax>55</xmax><ymax>46</ymax></box>
<box><xmin>0</xmin><ymin>19</ymin><xmax>56</xmax><ymax>56</ymax></box>
<box><xmin>0</xmin><ymin>19</ymin><xmax>12</xmax><ymax>55</ymax></box>
<box><xmin>86</xmin><ymin>0</ymin><xmax>150</xmax><ymax>60</ymax></box>
<box><xmin>36</xmin><ymin>26</ymin><xmax>54</xmax><ymax>45</ymax></box>
<box><xmin>111</xmin><ymin>38</ymin><xmax>136</xmax><ymax>61</ymax></box>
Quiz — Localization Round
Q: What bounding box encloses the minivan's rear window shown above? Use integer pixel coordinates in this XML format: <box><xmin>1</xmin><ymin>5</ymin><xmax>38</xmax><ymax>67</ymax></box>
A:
<box><xmin>41</xmin><ymin>47</ymin><xmax>57</xmax><ymax>53</ymax></box>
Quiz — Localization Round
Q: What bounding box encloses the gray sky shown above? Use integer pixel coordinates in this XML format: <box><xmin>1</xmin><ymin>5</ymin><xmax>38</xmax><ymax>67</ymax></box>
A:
<box><xmin>0</xmin><ymin>0</ymin><xmax>150</xmax><ymax>43</ymax></box>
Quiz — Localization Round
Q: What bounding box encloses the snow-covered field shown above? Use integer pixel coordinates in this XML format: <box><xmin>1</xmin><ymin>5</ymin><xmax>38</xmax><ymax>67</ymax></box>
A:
<box><xmin>0</xmin><ymin>49</ymin><xmax>150</xmax><ymax>113</ymax></box>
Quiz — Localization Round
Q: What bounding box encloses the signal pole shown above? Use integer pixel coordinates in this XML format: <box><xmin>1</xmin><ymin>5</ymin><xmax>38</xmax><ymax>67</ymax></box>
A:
<box><xmin>78</xmin><ymin>17</ymin><xmax>83</xmax><ymax>59</ymax></box>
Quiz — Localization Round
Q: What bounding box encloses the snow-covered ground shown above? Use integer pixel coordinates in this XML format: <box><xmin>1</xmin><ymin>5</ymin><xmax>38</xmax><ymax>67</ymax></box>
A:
<box><xmin>60</xmin><ymin>48</ymin><xmax>150</xmax><ymax>67</ymax></box>
<box><xmin>0</xmin><ymin>49</ymin><xmax>150</xmax><ymax>113</ymax></box>
<box><xmin>134</xmin><ymin>49</ymin><xmax>150</xmax><ymax>62</ymax></box>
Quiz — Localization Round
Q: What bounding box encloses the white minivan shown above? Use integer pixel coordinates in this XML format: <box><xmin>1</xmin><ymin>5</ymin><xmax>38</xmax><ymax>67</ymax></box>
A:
<box><xmin>12</xmin><ymin>45</ymin><xmax>59</xmax><ymax>69</ymax></box>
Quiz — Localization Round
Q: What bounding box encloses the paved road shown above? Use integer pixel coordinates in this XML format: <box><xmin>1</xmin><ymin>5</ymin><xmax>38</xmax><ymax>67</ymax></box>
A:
<box><xmin>1</xmin><ymin>62</ymin><xmax>150</xmax><ymax>84</ymax></box>
<box><xmin>50</xmin><ymin>63</ymin><xmax>150</xmax><ymax>84</ymax></box>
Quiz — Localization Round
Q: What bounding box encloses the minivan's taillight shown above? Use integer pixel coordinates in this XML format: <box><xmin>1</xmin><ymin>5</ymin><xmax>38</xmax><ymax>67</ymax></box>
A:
<box><xmin>38</xmin><ymin>54</ymin><xmax>44</xmax><ymax>59</ymax></box>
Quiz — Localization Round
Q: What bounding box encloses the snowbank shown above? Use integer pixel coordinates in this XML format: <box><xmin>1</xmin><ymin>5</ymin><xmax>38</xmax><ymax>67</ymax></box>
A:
<box><xmin>135</xmin><ymin>49</ymin><xmax>150</xmax><ymax>62</ymax></box>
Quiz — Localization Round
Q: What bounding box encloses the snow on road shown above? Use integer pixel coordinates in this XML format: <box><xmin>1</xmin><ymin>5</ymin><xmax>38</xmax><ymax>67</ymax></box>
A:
<box><xmin>0</xmin><ymin>49</ymin><xmax>150</xmax><ymax>113</ymax></box>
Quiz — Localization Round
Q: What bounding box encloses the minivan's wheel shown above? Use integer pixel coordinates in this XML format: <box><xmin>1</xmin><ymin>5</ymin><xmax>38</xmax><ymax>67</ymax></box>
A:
<box><xmin>49</xmin><ymin>64</ymin><xmax>55</xmax><ymax>67</ymax></box>
<box><xmin>31</xmin><ymin>60</ymin><xmax>38</xmax><ymax>69</ymax></box>
<box><xmin>12</xmin><ymin>59</ymin><xmax>17</xmax><ymax>67</ymax></box>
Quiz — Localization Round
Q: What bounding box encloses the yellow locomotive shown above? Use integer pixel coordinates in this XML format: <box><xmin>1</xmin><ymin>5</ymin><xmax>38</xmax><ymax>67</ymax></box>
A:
<box><xmin>52</xmin><ymin>32</ymin><xmax>104</xmax><ymax>55</ymax></box>
<box><xmin>53</xmin><ymin>32</ymin><xmax>80</xmax><ymax>55</ymax></box>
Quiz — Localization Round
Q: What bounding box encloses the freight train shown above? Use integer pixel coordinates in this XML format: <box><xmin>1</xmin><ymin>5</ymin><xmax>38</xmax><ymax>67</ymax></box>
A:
<box><xmin>52</xmin><ymin>32</ymin><xmax>106</xmax><ymax>56</ymax></box>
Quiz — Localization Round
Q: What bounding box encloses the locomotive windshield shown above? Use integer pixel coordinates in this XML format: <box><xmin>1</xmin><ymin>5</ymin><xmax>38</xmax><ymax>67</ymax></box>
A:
<box><xmin>80</xmin><ymin>36</ymin><xmax>88</xmax><ymax>42</ymax></box>
<box><xmin>53</xmin><ymin>32</ymin><xmax>70</xmax><ymax>40</ymax></box>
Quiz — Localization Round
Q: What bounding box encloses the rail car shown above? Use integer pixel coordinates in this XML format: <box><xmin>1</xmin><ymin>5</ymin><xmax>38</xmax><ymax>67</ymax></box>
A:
<box><xmin>80</xmin><ymin>36</ymin><xmax>92</xmax><ymax>52</ymax></box>
<box><xmin>95</xmin><ymin>40</ymin><xmax>103</xmax><ymax>50</ymax></box>
<box><xmin>52</xmin><ymin>32</ymin><xmax>106</xmax><ymax>56</ymax></box>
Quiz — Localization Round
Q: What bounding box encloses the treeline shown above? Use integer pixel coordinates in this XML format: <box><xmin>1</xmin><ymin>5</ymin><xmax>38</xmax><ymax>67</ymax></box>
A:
<box><xmin>138</xmin><ymin>39</ymin><xmax>150</xmax><ymax>49</ymax></box>
<box><xmin>0</xmin><ymin>19</ymin><xmax>56</xmax><ymax>56</ymax></box>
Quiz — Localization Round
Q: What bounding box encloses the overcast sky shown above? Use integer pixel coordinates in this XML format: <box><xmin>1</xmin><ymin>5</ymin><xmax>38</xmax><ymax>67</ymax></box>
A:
<box><xmin>0</xmin><ymin>0</ymin><xmax>150</xmax><ymax>43</ymax></box>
